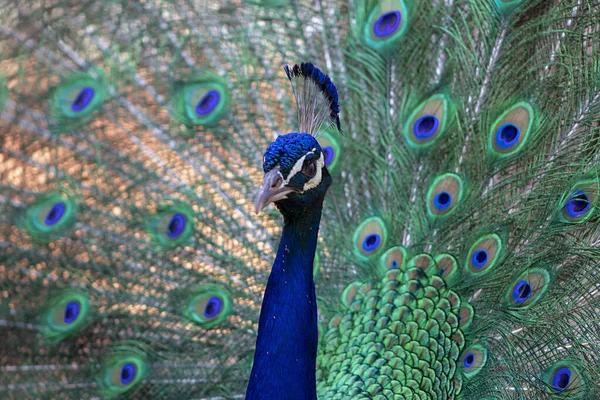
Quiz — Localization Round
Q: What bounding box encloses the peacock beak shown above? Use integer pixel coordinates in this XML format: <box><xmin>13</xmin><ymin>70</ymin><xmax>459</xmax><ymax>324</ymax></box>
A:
<box><xmin>254</xmin><ymin>167</ymin><xmax>297</xmax><ymax>213</ymax></box>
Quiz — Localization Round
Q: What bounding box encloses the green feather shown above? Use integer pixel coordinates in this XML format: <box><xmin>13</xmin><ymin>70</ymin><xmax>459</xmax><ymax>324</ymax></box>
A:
<box><xmin>426</xmin><ymin>173</ymin><xmax>465</xmax><ymax>218</ymax></box>
<box><xmin>352</xmin><ymin>216</ymin><xmax>388</xmax><ymax>260</ymax></box>
<box><xmin>50</xmin><ymin>72</ymin><xmax>108</xmax><ymax>132</ymax></box>
<box><xmin>0</xmin><ymin>76</ymin><xmax>7</xmax><ymax>112</ymax></box>
<box><xmin>487</xmin><ymin>101</ymin><xmax>535</xmax><ymax>158</ymax></box>
<box><xmin>40</xmin><ymin>291</ymin><xmax>91</xmax><ymax>342</ymax></box>
<box><xmin>170</xmin><ymin>74</ymin><xmax>229</xmax><ymax>127</ymax></box>
<box><xmin>505</xmin><ymin>268</ymin><xmax>550</xmax><ymax>308</ymax></box>
<box><xmin>20</xmin><ymin>191</ymin><xmax>78</xmax><ymax>242</ymax></box>
<box><xmin>404</xmin><ymin>94</ymin><xmax>452</xmax><ymax>149</ymax></box>
<box><xmin>495</xmin><ymin>0</ymin><xmax>526</xmax><ymax>14</ymax></box>
<box><xmin>543</xmin><ymin>362</ymin><xmax>585</xmax><ymax>398</ymax></box>
<box><xmin>464</xmin><ymin>234</ymin><xmax>503</xmax><ymax>276</ymax></box>
<box><xmin>147</xmin><ymin>200</ymin><xmax>195</xmax><ymax>247</ymax></box>
<box><xmin>317</xmin><ymin>129</ymin><xmax>342</xmax><ymax>173</ymax></box>
<box><xmin>378</xmin><ymin>245</ymin><xmax>407</xmax><ymax>276</ymax></box>
<box><xmin>558</xmin><ymin>175</ymin><xmax>599</xmax><ymax>224</ymax></box>
<box><xmin>99</xmin><ymin>348</ymin><xmax>147</xmax><ymax>397</ymax></box>
<box><xmin>182</xmin><ymin>284</ymin><xmax>233</xmax><ymax>328</ymax></box>
<box><xmin>355</xmin><ymin>0</ymin><xmax>410</xmax><ymax>51</ymax></box>
<box><xmin>460</xmin><ymin>345</ymin><xmax>488</xmax><ymax>379</ymax></box>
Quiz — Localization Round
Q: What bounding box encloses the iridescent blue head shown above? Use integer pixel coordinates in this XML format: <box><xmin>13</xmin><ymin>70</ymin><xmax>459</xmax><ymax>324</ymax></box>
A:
<box><xmin>254</xmin><ymin>63</ymin><xmax>339</xmax><ymax>217</ymax></box>
<box><xmin>262</xmin><ymin>133</ymin><xmax>322</xmax><ymax>178</ymax></box>
<box><xmin>254</xmin><ymin>133</ymin><xmax>331</xmax><ymax>216</ymax></box>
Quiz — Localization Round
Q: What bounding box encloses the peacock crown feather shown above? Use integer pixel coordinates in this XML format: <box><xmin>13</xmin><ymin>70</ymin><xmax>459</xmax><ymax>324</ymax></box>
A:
<box><xmin>284</xmin><ymin>62</ymin><xmax>342</xmax><ymax>135</ymax></box>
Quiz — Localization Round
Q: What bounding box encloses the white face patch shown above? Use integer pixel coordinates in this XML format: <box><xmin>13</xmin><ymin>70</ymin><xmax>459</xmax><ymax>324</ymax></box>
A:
<box><xmin>283</xmin><ymin>150</ymin><xmax>325</xmax><ymax>193</ymax></box>
<box><xmin>302</xmin><ymin>153</ymin><xmax>324</xmax><ymax>191</ymax></box>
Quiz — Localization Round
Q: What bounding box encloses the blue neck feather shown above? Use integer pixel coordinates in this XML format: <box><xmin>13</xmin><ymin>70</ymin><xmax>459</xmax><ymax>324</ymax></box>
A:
<box><xmin>246</xmin><ymin>205</ymin><xmax>322</xmax><ymax>400</ymax></box>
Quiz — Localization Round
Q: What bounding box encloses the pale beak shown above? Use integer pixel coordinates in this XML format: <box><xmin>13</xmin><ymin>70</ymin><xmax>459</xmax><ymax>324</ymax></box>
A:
<box><xmin>254</xmin><ymin>167</ymin><xmax>297</xmax><ymax>213</ymax></box>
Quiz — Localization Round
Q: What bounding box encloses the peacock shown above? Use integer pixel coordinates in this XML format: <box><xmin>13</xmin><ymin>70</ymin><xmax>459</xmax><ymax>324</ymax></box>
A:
<box><xmin>1</xmin><ymin>0</ymin><xmax>600</xmax><ymax>399</ymax></box>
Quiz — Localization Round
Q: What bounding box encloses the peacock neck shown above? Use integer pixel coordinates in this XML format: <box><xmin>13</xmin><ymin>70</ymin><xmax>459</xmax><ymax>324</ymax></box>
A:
<box><xmin>246</xmin><ymin>203</ymin><xmax>323</xmax><ymax>400</ymax></box>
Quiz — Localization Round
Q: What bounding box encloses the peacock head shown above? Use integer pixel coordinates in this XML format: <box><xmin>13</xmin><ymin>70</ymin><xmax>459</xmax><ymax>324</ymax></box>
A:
<box><xmin>254</xmin><ymin>132</ymin><xmax>332</xmax><ymax>217</ymax></box>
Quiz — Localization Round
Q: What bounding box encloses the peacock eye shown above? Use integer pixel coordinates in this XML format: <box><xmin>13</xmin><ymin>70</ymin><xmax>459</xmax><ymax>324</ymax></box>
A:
<box><xmin>303</xmin><ymin>160</ymin><xmax>317</xmax><ymax>178</ymax></box>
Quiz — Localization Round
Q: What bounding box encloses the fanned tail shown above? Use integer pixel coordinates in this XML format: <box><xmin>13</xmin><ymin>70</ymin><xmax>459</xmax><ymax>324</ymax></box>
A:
<box><xmin>314</xmin><ymin>1</ymin><xmax>600</xmax><ymax>398</ymax></box>
<box><xmin>285</xmin><ymin>62</ymin><xmax>342</xmax><ymax>134</ymax></box>
<box><xmin>0</xmin><ymin>1</ymin><xmax>599</xmax><ymax>399</ymax></box>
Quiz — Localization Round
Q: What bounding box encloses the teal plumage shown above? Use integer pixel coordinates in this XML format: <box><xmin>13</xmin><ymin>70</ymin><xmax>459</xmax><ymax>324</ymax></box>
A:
<box><xmin>1</xmin><ymin>1</ymin><xmax>600</xmax><ymax>399</ymax></box>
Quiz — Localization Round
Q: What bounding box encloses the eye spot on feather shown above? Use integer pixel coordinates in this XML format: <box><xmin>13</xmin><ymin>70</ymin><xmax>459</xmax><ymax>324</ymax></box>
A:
<box><xmin>51</xmin><ymin>73</ymin><xmax>107</xmax><ymax>123</ymax></box>
<box><xmin>63</xmin><ymin>301</ymin><xmax>80</xmax><ymax>324</ymax></box>
<box><xmin>353</xmin><ymin>217</ymin><xmax>387</xmax><ymax>259</ymax></box>
<box><xmin>565</xmin><ymin>190</ymin><xmax>590</xmax><ymax>218</ymax></box>
<box><xmin>42</xmin><ymin>292</ymin><xmax>90</xmax><ymax>341</ymax></box>
<box><xmin>405</xmin><ymin>94</ymin><xmax>450</xmax><ymax>148</ymax></box>
<box><xmin>414</xmin><ymin>115</ymin><xmax>439</xmax><ymax>139</ymax></box>
<box><xmin>427</xmin><ymin>173</ymin><xmax>463</xmax><ymax>217</ymax></box>
<box><xmin>495</xmin><ymin>123</ymin><xmax>520</xmax><ymax>148</ymax></box>
<box><xmin>434</xmin><ymin>192</ymin><xmax>451</xmax><ymax>210</ymax></box>
<box><xmin>170</xmin><ymin>75</ymin><xmax>229</xmax><ymax>126</ymax></box>
<box><xmin>506</xmin><ymin>269</ymin><xmax>549</xmax><ymax>308</ymax></box>
<box><xmin>51</xmin><ymin>298</ymin><xmax>85</xmax><ymax>328</ymax></box>
<box><xmin>512</xmin><ymin>280</ymin><xmax>531</xmax><ymax>303</ymax></box>
<box><xmin>44</xmin><ymin>202</ymin><xmax>66</xmax><ymax>226</ymax></box>
<box><xmin>378</xmin><ymin>246</ymin><xmax>407</xmax><ymax>276</ymax></box>
<box><xmin>23</xmin><ymin>192</ymin><xmax>77</xmax><ymax>242</ymax></box>
<box><xmin>463</xmin><ymin>353</ymin><xmax>474</xmax><ymax>368</ymax></box>
<box><xmin>70</xmin><ymin>87</ymin><xmax>95</xmax><ymax>112</ymax></box>
<box><xmin>317</xmin><ymin>130</ymin><xmax>340</xmax><ymax>171</ymax></box>
<box><xmin>545</xmin><ymin>362</ymin><xmax>583</xmax><ymax>395</ymax></box>
<box><xmin>149</xmin><ymin>202</ymin><xmax>194</xmax><ymax>247</ymax></box>
<box><xmin>560</xmin><ymin>179</ymin><xmax>598</xmax><ymax>223</ymax></box>
<box><xmin>489</xmin><ymin>102</ymin><xmax>534</xmax><ymax>157</ymax></box>
<box><xmin>373</xmin><ymin>11</ymin><xmax>402</xmax><ymax>37</ymax></box>
<box><xmin>553</xmin><ymin>368</ymin><xmax>571</xmax><ymax>391</ymax></box>
<box><xmin>165</xmin><ymin>213</ymin><xmax>187</xmax><ymax>239</ymax></box>
<box><xmin>120</xmin><ymin>363</ymin><xmax>136</xmax><ymax>385</ymax></box>
<box><xmin>435</xmin><ymin>254</ymin><xmax>458</xmax><ymax>282</ymax></box>
<box><xmin>471</xmin><ymin>250</ymin><xmax>488</xmax><ymax>268</ymax></box>
<box><xmin>203</xmin><ymin>297</ymin><xmax>223</xmax><ymax>318</ymax></box>
<box><xmin>195</xmin><ymin>89</ymin><xmax>220</xmax><ymax>116</ymax></box>
<box><xmin>361</xmin><ymin>0</ymin><xmax>408</xmax><ymax>49</ymax></box>
<box><xmin>466</xmin><ymin>234</ymin><xmax>502</xmax><ymax>274</ymax></box>
<box><xmin>192</xmin><ymin>294</ymin><xmax>227</xmax><ymax>323</ymax></box>
<box><xmin>362</xmin><ymin>234</ymin><xmax>381</xmax><ymax>252</ymax></box>
<box><xmin>460</xmin><ymin>345</ymin><xmax>487</xmax><ymax>378</ymax></box>
<box><xmin>102</xmin><ymin>353</ymin><xmax>146</xmax><ymax>394</ymax></box>
<box><xmin>185</xmin><ymin>85</ymin><xmax>226</xmax><ymax>123</ymax></box>
<box><xmin>184</xmin><ymin>285</ymin><xmax>232</xmax><ymax>328</ymax></box>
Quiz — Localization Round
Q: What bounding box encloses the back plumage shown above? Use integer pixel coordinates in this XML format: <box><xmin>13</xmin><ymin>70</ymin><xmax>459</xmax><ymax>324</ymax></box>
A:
<box><xmin>1</xmin><ymin>1</ymin><xmax>600</xmax><ymax>399</ymax></box>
